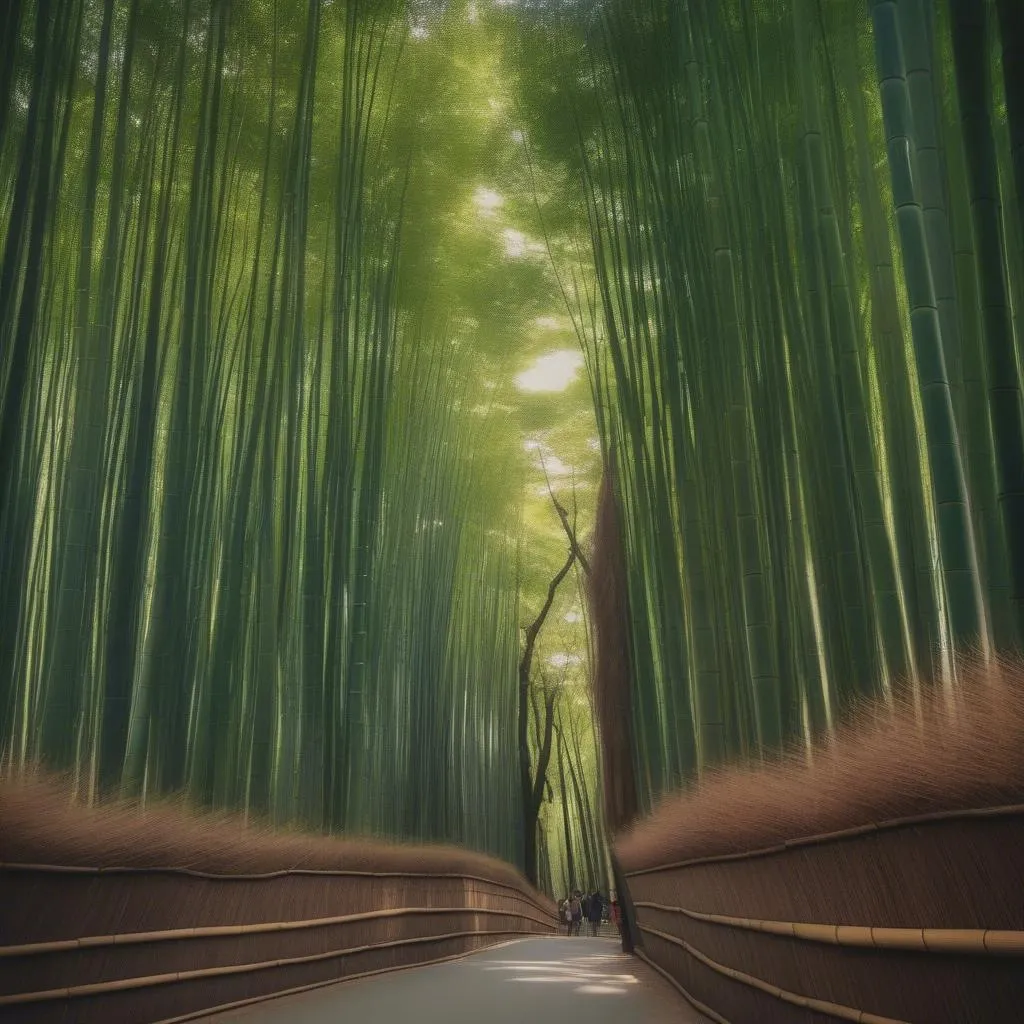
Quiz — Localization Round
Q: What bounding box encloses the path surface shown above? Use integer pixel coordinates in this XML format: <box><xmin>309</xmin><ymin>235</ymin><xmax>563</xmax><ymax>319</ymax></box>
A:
<box><xmin>203</xmin><ymin>937</ymin><xmax>706</xmax><ymax>1024</ymax></box>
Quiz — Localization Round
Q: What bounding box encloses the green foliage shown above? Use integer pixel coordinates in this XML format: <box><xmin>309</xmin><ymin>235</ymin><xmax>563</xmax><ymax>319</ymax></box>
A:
<box><xmin>13</xmin><ymin>0</ymin><xmax>1019</xmax><ymax>882</ymax></box>
<box><xmin>0</xmin><ymin>0</ymin><xmax>603</xmax><ymax>875</ymax></box>
<box><xmin>508</xmin><ymin>0</ymin><xmax>1024</xmax><ymax>814</ymax></box>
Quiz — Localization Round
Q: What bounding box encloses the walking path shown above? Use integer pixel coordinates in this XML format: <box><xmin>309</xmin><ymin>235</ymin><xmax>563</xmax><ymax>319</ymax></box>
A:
<box><xmin>203</xmin><ymin>937</ymin><xmax>706</xmax><ymax>1024</ymax></box>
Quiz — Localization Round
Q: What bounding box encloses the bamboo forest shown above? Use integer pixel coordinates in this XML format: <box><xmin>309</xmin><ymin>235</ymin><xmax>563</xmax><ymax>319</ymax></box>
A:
<box><xmin>1</xmin><ymin>0</ymin><xmax>1022</xmax><ymax>907</ymax></box>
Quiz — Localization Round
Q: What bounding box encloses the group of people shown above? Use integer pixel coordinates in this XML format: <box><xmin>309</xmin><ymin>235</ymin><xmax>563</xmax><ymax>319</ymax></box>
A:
<box><xmin>559</xmin><ymin>890</ymin><xmax>620</xmax><ymax>937</ymax></box>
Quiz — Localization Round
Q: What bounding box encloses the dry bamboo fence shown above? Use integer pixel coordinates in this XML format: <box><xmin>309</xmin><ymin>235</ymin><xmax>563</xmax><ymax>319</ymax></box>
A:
<box><xmin>0</xmin><ymin>781</ymin><xmax>558</xmax><ymax>1023</ymax></box>
<box><xmin>614</xmin><ymin>660</ymin><xmax>1024</xmax><ymax>1023</ymax></box>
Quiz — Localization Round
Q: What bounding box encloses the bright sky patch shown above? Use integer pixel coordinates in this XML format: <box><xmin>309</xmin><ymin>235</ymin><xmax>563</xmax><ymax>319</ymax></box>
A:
<box><xmin>515</xmin><ymin>350</ymin><xmax>584</xmax><ymax>392</ymax></box>
<box><xmin>473</xmin><ymin>187</ymin><xmax>504</xmax><ymax>217</ymax></box>
<box><xmin>548</xmin><ymin>653</ymin><xmax>583</xmax><ymax>668</ymax></box>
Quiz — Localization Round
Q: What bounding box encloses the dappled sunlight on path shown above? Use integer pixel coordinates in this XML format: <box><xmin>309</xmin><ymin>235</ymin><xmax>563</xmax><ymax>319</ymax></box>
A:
<box><xmin>204</xmin><ymin>938</ymin><xmax>702</xmax><ymax>1023</ymax></box>
<box><xmin>481</xmin><ymin>945</ymin><xmax>641</xmax><ymax>995</ymax></box>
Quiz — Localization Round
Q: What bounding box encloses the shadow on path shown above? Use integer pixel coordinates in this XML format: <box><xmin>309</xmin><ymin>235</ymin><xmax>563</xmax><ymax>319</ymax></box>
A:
<box><xmin>203</xmin><ymin>937</ymin><xmax>706</xmax><ymax>1024</ymax></box>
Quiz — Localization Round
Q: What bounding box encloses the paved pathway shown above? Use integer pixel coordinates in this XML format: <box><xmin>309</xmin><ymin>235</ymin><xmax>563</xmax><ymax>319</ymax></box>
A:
<box><xmin>204</xmin><ymin>937</ymin><xmax>706</xmax><ymax>1023</ymax></box>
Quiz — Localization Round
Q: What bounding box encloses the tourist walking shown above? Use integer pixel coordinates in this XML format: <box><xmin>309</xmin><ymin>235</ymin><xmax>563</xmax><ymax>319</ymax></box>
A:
<box><xmin>587</xmin><ymin>890</ymin><xmax>603</xmax><ymax>936</ymax></box>
<box><xmin>610</xmin><ymin>896</ymin><xmax>622</xmax><ymax>938</ymax></box>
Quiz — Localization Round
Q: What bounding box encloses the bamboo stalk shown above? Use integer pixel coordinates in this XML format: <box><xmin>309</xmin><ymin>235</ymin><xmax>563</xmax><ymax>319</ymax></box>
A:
<box><xmin>633</xmin><ymin>901</ymin><xmax>1024</xmax><ymax>955</ymax></box>
<box><xmin>633</xmin><ymin>948</ymin><xmax>732</xmax><ymax>1024</ymax></box>
<box><xmin>0</xmin><ymin>862</ymin><xmax>554</xmax><ymax>916</ymax></box>
<box><xmin>0</xmin><ymin>906</ymin><xmax>555</xmax><ymax>959</ymax></box>
<box><xmin>640</xmin><ymin>924</ymin><xmax>910</xmax><ymax>1024</ymax></box>
<box><xmin>152</xmin><ymin>935</ymin><xmax>535</xmax><ymax>1024</ymax></box>
<box><xmin>0</xmin><ymin>927</ymin><xmax>547</xmax><ymax>1007</ymax></box>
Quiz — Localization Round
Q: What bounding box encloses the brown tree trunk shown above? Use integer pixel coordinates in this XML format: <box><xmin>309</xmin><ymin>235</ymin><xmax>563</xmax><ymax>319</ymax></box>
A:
<box><xmin>588</xmin><ymin>468</ymin><xmax>639</xmax><ymax>834</ymax></box>
<box><xmin>518</xmin><ymin>545</ymin><xmax>576</xmax><ymax>884</ymax></box>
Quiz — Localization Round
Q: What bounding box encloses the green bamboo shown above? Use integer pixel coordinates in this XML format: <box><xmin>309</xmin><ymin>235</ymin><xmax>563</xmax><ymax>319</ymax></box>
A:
<box><xmin>871</xmin><ymin>0</ymin><xmax>987</xmax><ymax>651</ymax></box>
<box><xmin>948</xmin><ymin>0</ymin><xmax>1024</xmax><ymax>644</ymax></box>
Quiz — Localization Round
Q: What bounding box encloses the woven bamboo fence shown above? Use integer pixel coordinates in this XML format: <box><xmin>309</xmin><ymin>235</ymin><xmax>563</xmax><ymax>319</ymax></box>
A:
<box><xmin>0</xmin><ymin>781</ymin><xmax>558</xmax><ymax>1023</ymax></box>
<box><xmin>614</xmin><ymin>662</ymin><xmax>1024</xmax><ymax>1023</ymax></box>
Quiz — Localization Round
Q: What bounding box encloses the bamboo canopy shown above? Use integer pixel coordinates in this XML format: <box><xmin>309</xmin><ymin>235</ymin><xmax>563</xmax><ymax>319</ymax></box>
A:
<box><xmin>1</xmin><ymin>0</ymin><xmax>1022</xmax><ymax>880</ymax></box>
<box><xmin>510</xmin><ymin>0</ymin><xmax>1023</xmax><ymax>814</ymax></box>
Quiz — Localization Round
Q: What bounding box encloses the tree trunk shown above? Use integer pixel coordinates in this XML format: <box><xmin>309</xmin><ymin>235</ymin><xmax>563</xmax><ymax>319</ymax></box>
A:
<box><xmin>518</xmin><ymin>544</ymin><xmax>575</xmax><ymax>883</ymax></box>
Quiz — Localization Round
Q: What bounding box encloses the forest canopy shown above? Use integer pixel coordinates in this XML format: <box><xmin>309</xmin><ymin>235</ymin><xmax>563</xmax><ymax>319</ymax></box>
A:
<box><xmin>1</xmin><ymin>0</ymin><xmax>1022</xmax><ymax>896</ymax></box>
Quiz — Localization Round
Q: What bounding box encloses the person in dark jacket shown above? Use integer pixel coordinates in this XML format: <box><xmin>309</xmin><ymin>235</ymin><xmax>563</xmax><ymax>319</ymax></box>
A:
<box><xmin>587</xmin><ymin>890</ymin><xmax>603</xmax><ymax>936</ymax></box>
<box><xmin>570</xmin><ymin>892</ymin><xmax>582</xmax><ymax>935</ymax></box>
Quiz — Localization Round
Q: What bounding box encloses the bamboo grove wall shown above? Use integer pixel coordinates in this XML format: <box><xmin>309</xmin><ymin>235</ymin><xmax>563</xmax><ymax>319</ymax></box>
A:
<box><xmin>516</xmin><ymin>0</ymin><xmax>1024</xmax><ymax>814</ymax></box>
<box><xmin>613</xmin><ymin>661</ymin><xmax>1024</xmax><ymax>1023</ymax></box>
<box><xmin>0</xmin><ymin>782</ymin><xmax>558</xmax><ymax>1023</ymax></box>
<box><xmin>0</xmin><ymin>0</ymin><xmax>526</xmax><ymax>861</ymax></box>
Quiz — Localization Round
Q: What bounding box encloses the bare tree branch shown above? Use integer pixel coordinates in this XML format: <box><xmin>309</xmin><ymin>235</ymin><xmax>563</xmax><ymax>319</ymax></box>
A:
<box><xmin>537</xmin><ymin>448</ymin><xmax>591</xmax><ymax>576</ymax></box>
<box><xmin>518</xmin><ymin>541</ymin><xmax>577</xmax><ymax>884</ymax></box>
